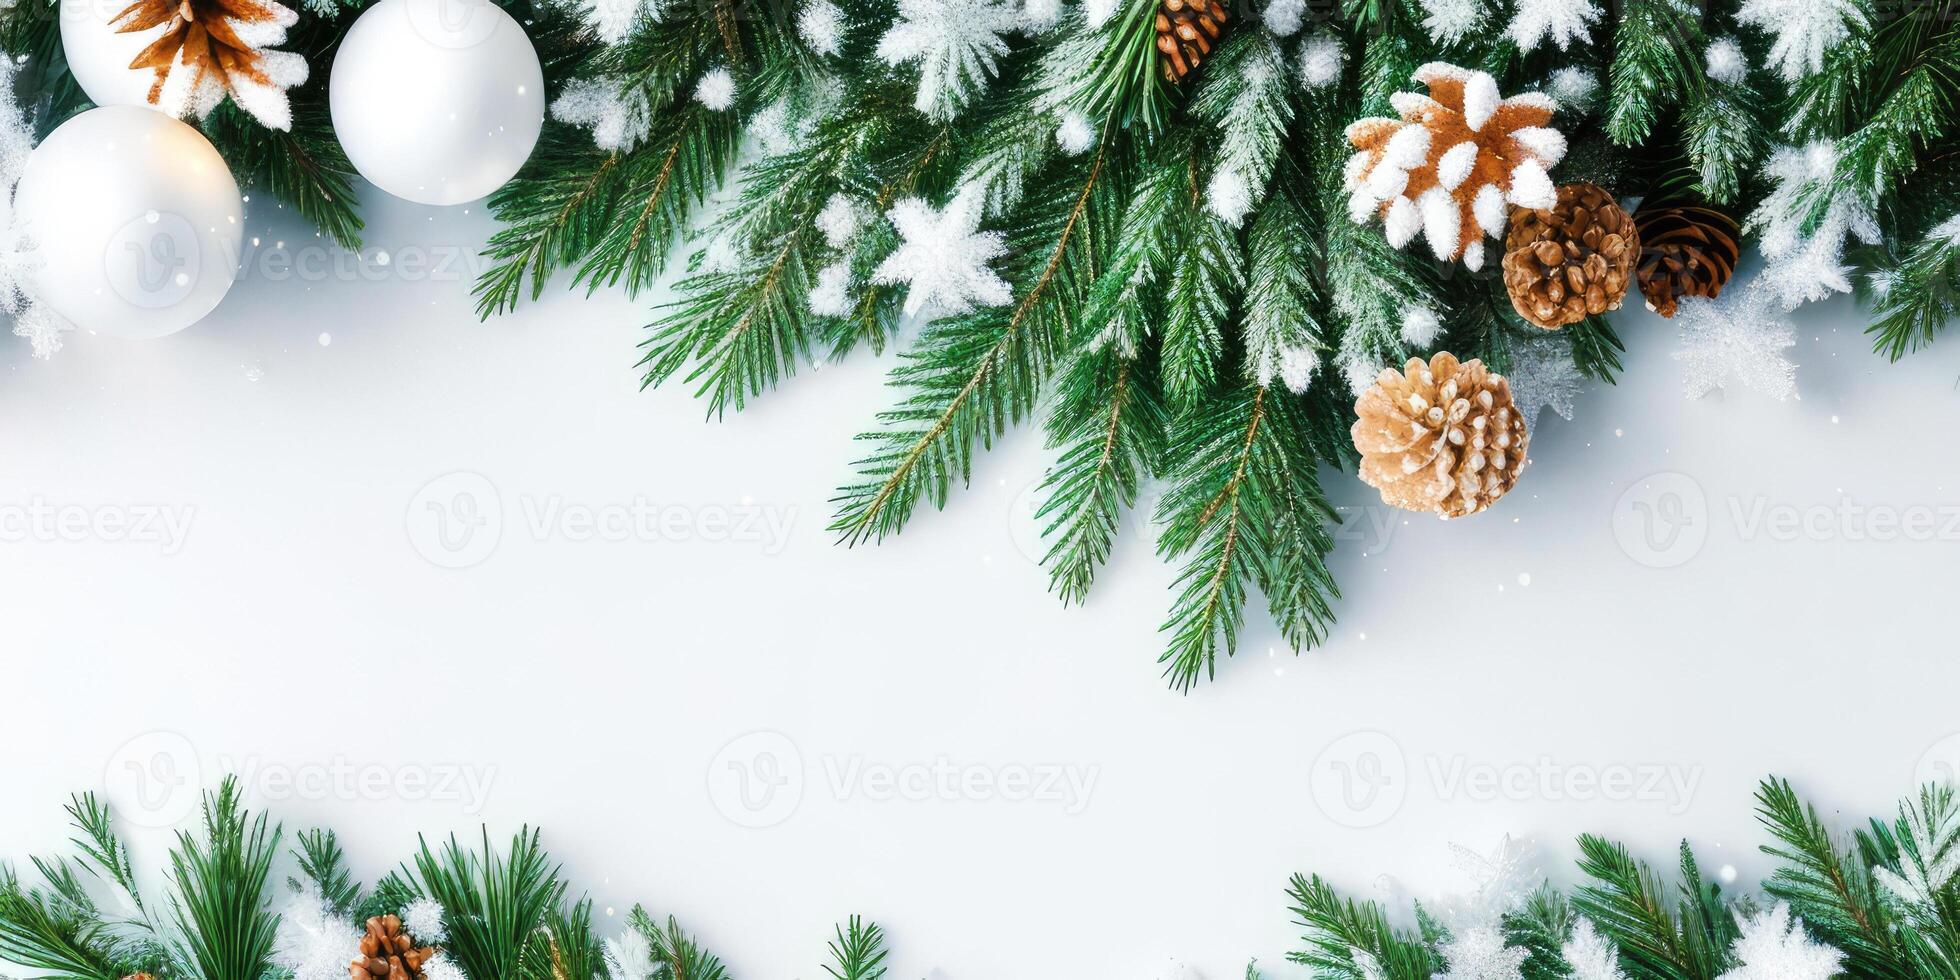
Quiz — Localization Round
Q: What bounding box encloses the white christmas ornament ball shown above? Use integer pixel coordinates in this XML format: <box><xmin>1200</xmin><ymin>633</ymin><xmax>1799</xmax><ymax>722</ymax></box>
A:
<box><xmin>58</xmin><ymin>0</ymin><xmax>164</xmax><ymax>110</ymax></box>
<box><xmin>329</xmin><ymin>0</ymin><xmax>545</xmax><ymax>205</ymax></box>
<box><xmin>14</xmin><ymin>106</ymin><xmax>243</xmax><ymax>338</ymax></box>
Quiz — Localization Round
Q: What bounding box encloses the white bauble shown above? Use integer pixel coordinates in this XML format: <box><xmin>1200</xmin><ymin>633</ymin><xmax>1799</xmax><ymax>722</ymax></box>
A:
<box><xmin>59</xmin><ymin>0</ymin><xmax>165</xmax><ymax>109</ymax></box>
<box><xmin>329</xmin><ymin>0</ymin><xmax>545</xmax><ymax>205</ymax></box>
<box><xmin>14</xmin><ymin>106</ymin><xmax>243</xmax><ymax>339</ymax></box>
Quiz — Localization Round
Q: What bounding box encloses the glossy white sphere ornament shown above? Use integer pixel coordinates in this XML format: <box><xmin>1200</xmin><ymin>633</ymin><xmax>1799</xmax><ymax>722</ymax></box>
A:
<box><xmin>58</xmin><ymin>0</ymin><xmax>163</xmax><ymax>110</ymax></box>
<box><xmin>329</xmin><ymin>0</ymin><xmax>546</xmax><ymax>205</ymax></box>
<box><xmin>13</xmin><ymin>106</ymin><xmax>244</xmax><ymax>339</ymax></box>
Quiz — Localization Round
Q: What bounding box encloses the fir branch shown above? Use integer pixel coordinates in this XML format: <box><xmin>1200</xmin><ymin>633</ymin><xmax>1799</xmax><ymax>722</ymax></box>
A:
<box><xmin>62</xmin><ymin>795</ymin><xmax>140</xmax><ymax>908</ymax></box>
<box><xmin>1573</xmin><ymin>835</ymin><xmax>1733</xmax><ymax>980</ymax></box>
<box><xmin>1606</xmin><ymin>0</ymin><xmax>1702</xmax><ymax>146</ymax></box>
<box><xmin>1189</xmin><ymin>30</ymin><xmax>1293</xmax><ymax>206</ymax></box>
<box><xmin>1034</xmin><ymin>343</ymin><xmax>1166</xmax><ymax>604</ymax></box>
<box><xmin>1154</xmin><ymin>384</ymin><xmax>1337</xmax><ymax>691</ymax></box>
<box><xmin>1286</xmin><ymin>873</ymin><xmax>1437</xmax><ymax>980</ymax></box>
<box><xmin>824</xmin><ymin>915</ymin><xmax>888</xmax><ymax>980</ymax></box>
<box><xmin>1075</xmin><ymin>0</ymin><xmax>1169</xmax><ymax>130</ymax></box>
<box><xmin>1866</xmin><ymin>219</ymin><xmax>1960</xmax><ymax>360</ymax></box>
<box><xmin>569</xmin><ymin>104</ymin><xmax>742</xmax><ymax>296</ymax></box>
<box><xmin>1756</xmin><ymin>777</ymin><xmax>1913</xmax><ymax>980</ymax></box>
<box><xmin>626</xmin><ymin>906</ymin><xmax>728</xmax><ymax>980</ymax></box>
<box><xmin>518</xmin><ymin>897</ymin><xmax>605</xmax><ymax>980</ymax></box>
<box><xmin>1239</xmin><ymin>158</ymin><xmax>1325</xmax><ymax>389</ymax></box>
<box><xmin>475</xmin><ymin>127</ymin><xmax>626</xmax><ymax>318</ymax></box>
<box><xmin>1158</xmin><ymin>145</ymin><xmax>1243</xmax><ymax>405</ymax></box>
<box><xmin>292</xmin><ymin>829</ymin><xmax>362</xmax><ymax>914</ymax></box>
<box><xmin>202</xmin><ymin>97</ymin><xmax>364</xmax><ymax>249</ymax></box>
<box><xmin>0</xmin><ymin>869</ymin><xmax>121</xmax><ymax>980</ymax></box>
<box><xmin>409</xmin><ymin>828</ymin><xmax>565</xmax><ymax>980</ymax></box>
<box><xmin>831</xmin><ymin>138</ymin><xmax>1122</xmax><ymax>543</ymax></box>
<box><xmin>165</xmin><ymin>777</ymin><xmax>280</xmax><ymax>980</ymax></box>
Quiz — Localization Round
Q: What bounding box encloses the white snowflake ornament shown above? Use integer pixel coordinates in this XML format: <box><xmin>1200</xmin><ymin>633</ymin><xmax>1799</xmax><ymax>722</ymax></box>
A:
<box><xmin>1672</xmin><ymin>285</ymin><xmax>1798</xmax><ymax>401</ymax></box>
<box><xmin>1750</xmin><ymin>140</ymin><xmax>1879</xmax><ymax>309</ymax></box>
<box><xmin>604</xmin><ymin>928</ymin><xmax>660</xmax><ymax>980</ymax></box>
<box><xmin>1561</xmin><ymin>920</ymin><xmax>1628</xmax><ymax>980</ymax></box>
<box><xmin>1261</xmin><ymin>0</ymin><xmax>1303</xmax><ymax>36</ymax></box>
<box><xmin>1546</xmin><ymin>67</ymin><xmax>1599</xmax><ymax>113</ymax></box>
<box><xmin>809</xmin><ymin>260</ymin><xmax>854</xmax><ymax>317</ymax></box>
<box><xmin>270</xmin><ymin>887</ymin><xmax>363</xmax><ymax>980</ymax></box>
<box><xmin>1506</xmin><ymin>0</ymin><xmax>1601</xmax><ymax>53</ymax></box>
<box><xmin>1298</xmin><ymin>35</ymin><xmax>1344</xmax><ymax>89</ymax></box>
<box><xmin>578</xmin><ymin>0</ymin><xmax>660</xmax><ymax>43</ymax></box>
<box><xmin>1504</xmin><ymin>333</ymin><xmax>1584</xmax><ymax>423</ymax></box>
<box><xmin>401</xmin><ymin>897</ymin><xmax>447</xmax><ymax>943</ymax></box>
<box><xmin>1417</xmin><ymin>0</ymin><xmax>1484</xmax><ymax>46</ymax></box>
<box><xmin>1705</xmin><ymin>37</ymin><xmax>1749</xmax><ymax>85</ymax></box>
<box><xmin>1736</xmin><ymin>0</ymin><xmax>1867</xmax><ymax>81</ymax></box>
<box><xmin>1438</xmin><ymin>925</ymin><xmax>1529</xmax><ymax>980</ymax></box>
<box><xmin>872</xmin><ymin>187</ymin><xmax>1012</xmax><ymax>317</ymax></box>
<box><xmin>552</xmin><ymin>78</ymin><xmax>653</xmax><ymax>150</ymax></box>
<box><xmin>876</xmin><ymin>0</ymin><xmax>1019</xmax><ymax>121</ymax></box>
<box><xmin>798</xmin><ymin>0</ymin><xmax>845</xmax><ymax>55</ymax></box>
<box><xmin>1055</xmin><ymin>111</ymin><xmax>1096</xmax><ymax>154</ymax></box>
<box><xmin>694</xmin><ymin>68</ymin><xmax>736</xmax><ymax>110</ymax></box>
<box><xmin>1717</xmin><ymin>904</ymin><xmax>1844</xmax><ymax>980</ymax></box>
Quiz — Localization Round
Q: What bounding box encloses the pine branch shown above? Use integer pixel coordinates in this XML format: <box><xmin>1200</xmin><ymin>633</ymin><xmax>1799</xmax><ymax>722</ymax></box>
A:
<box><xmin>1573</xmin><ymin>835</ymin><xmax>1723</xmax><ymax>980</ymax></box>
<box><xmin>166</xmin><ymin>777</ymin><xmax>280</xmax><ymax>980</ymax></box>
<box><xmin>518</xmin><ymin>897</ymin><xmax>605</xmax><ymax>980</ymax></box>
<box><xmin>626</xmin><ymin>906</ymin><xmax>728</xmax><ymax>980</ymax></box>
<box><xmin>1606</xmin><ymin>0</ymin><xmax>1701</xmax><ymax>146</ymax></box>
<box><xmin>823</xmin><ymin>916</ymin><xmax>889</xmax><ymax>980</ymax></box>
<box><xmin>1865</xmin><ymin>217</ymin><xmax>1960</xmax><ymax>360</ymax></box>
<box><xmin>1035</xmin><ymin>343</ymin><xmax>1166</xmax><ymax>604</ymax></box>
<box><xmin>1286</xmin><ymin>873</ymin><xmax>1437</xmax><ymax>980</ymax></box>
<box><xmin>293</xmin><ymin>829</ymin><xmax>362</xmax><ymax>914</ymax></box>
<box><xmin>1240</xmin><ymin>157</ymin><xmax>1326</xmax><ymax>388</ymax></box>
<box><xmin>1075</xmin><ymin>0</ymin><xmax>1169</xmax><ymax>130</ymax></box>
<box><xmin>1154</xmin><ymin>383</ymin><xmax>1337</xmax><ymax>690</ymax></box>
<box><xmin>202</xmin><ymin>97</ymin><xmax>364</xmax><ymax>249</ymax></box>
<box><xmin>1756</xmin><ymin>777</ymin><xmax>1913</xmax><ymax>980</ymax></box>
<box><xmin>62</xmin><ymin>795</ymin><xmax>140</xmax><ymax>909</ymax></box>
<box><xmin>0</xmin><ymin>869</ymin><xmax>120</xmax><ymax>980</ymax></box>
<box><xmin>831</xmin><ymin>138</ymin><xmax>1122</xmax><ymax>543</ymax></box>
<box><xmin>409</xmin><ymin>828</ymin><xmax>565</xmax><ymax>980</ymax></box>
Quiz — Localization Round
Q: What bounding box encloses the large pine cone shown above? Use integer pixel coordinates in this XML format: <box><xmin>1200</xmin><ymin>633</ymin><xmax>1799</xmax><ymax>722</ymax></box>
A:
<box><xmin>1351</xmin><ymin>353</ymin><xmax>1528</xmax><ymax>519</ymax></box>
<box><xmin>1501</xmin><ymin>182</ymin><xmax>1638</xmax><ymax>329</ymax></box>
<box><xmin>1633</xmin><ymin>204</ymin><xmax>1739</xmax><ymax>317</ymax></box>
<box><xmin>350</xmin><ymin>915</ymin><xmax>436</xmax><ymax>980</ymax></box>
<box><xmin>1156</xmin><ymin>0</ymin><xmax>1227</xmax><ymax>83</ymax></box>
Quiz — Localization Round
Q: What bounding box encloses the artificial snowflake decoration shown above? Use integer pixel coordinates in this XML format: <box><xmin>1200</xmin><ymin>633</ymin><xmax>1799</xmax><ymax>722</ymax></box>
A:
<box><xmin>695</xmin><ymin>68</ymin><xmax>736</xmax><ymax>110</ymax></box>
<box><xmin>1418</xmin><ymin>0</ymin><xmax>1484</xmax><ymax>46</ymax></box>
<box><xmin>1546</xmin><ymin>67</ymin><xmax>1598</xmax><ymax>113</ymax></box>
<box><xmin>1206</xmin><ymin>169</ymin><xmax>1253</xmax><ymax>227</ymax></box>
<box><xmin>872</xmin><ymin>187</ymin><xmax>1012</xmax><ymax>316</ymax></box>
<box><xmin>421</xmin><ymin>952</ymin><xmax>467</xmax><ymax>980</ymax></box>
<box><xmin>578</xmin><ymin>0</ymin><xmax>659</xmax><ymax>44</ymax></box>
<box><xmin>809</xmin><ymin>260</ymin><xmax>854</xmax><ymax>316</ymax></box>
<box><xmin>1055</xmin><ymin>112</ymin><xmax>1096</xmax><ymax>155</ymax></box>
<box><xmin>1736</xmin><ymin>0</ymin><xmax>1867</xmax><ymax>81</ymax></box>
<box><xmin>1298</xmin><ymin>35</ymin><xmax>1344</xmax><ymax>89</ymax></box>
<box><xmin>798</xmin><ymin>0</ymin><xmax>845</xmax><ymax>55</ymax></box>
<box><xmin>269</xmin><ymin>887</ymin><xmax>363</xmax><ymax>980</ymax></box>
<box><xmin>1438</xmin><ymin>925</ymin><xmax>1529</xmax><ymax>980</ymax></box>
<box><xmin>551</xmin><ymin>78</ymin><xmax>653</xmax><ymax>150</ymax></box>
<box><xmin>1504</xmin><ymin>333</ymin><xmax>1584</xmax><ymax>422</ymax></box>
<box><xmin>1506</xmin><ymin>0</ymin><xmax>1601</xmax><ymax>53</ymax></box>
<box><xmin>1561</xmin><ymin>920</ymin><xmax>1628</xmax><ymax>980</ymax></box>
<box><xmin>1277</xmin><ymin>345</ymin><xmax>1318</xmax><ymax>393</ymax></box>
<box><xmin>1399</xmin><ymin>306</ymin><xmax>1441</xmax><ymax>347</ymax></box>
<box><xmin>1705</xmin><ymin>37</ymin><xmax>1749</xmax><ymax>85</ymax></box>
<box><xmin>401</xmin><ymin>897</ymin><xmax>447</xmax><ymax>944</ymax></box>
<box><xmin>1262</xmin><ymin>0</ymin><xmax>1304</xmax><ymax>36</ymax></box>
<box><xmin>1874</xmin><ymin>797</ymin><xmax>1960</xmax><ymax>912</ymax></box>
<box><xmin>1750</xmin><ymin>141</ymin><xmax>1879</xmax><ymax>309</ymax></box>
<box><xmin>876</xmin><ymin>0</ymin><xmax>1020</xmax><ymax>122</ymax></box>
<box><xmin>818</xmin><ymin>194</ymin><xmax>868</xmax><ymax>249</ymax></box>
<box><xmin>1672</xmin><ymin>285</ymin><xmax>1798</xmax><ymax>401</ymax></box>
<box><xmin>1438</xmin><ymin>837</ymin><xmax>1538</xmax><ymax>928</ymax></box>
<box><xmin>0</xmin><ymin>58</ymin><xmax>62</xmax><ymax>359</ymax></box>
<box><xmin>604</xmin><ymin>928</ymin><xmax>660</xmax><ymax>980</ymax></box>
<box><xmin>1716</xmin><ymin>904</ymin><xmax>1844</xmax><ymax>980</ymax></box>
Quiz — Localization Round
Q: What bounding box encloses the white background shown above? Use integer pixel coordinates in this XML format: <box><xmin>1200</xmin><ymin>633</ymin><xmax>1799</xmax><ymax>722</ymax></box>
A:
<box><xmin>5</xmin><ymin>187</ymin><xmax>1960</xmax><ymax>980</ymax></box>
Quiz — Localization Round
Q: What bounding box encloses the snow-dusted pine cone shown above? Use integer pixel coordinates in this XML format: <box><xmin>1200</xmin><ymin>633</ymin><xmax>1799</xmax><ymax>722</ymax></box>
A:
<box><xmin>1501</xmin><ymin>182</ymin><xmax>1637</xmax><ymax>328</ymax></box>
<box><xmin>1342</xmin><ymin>63</ymin><xmax>1566</xmax><ymax>269</ymax></box>
<box><xmin>1351</xmin><ymin>353</ymin><xmax>1528</xmax><ymax>519</ymax></box>
<box><xmin>350</xmin><ymin>915</ymin><xmax>436</xmax><ymax>980</ymax></box>
<box><xmin>1156</xmin><ymin>0</ymin><xmax>1227</xmax><ymax>83</ymax></box>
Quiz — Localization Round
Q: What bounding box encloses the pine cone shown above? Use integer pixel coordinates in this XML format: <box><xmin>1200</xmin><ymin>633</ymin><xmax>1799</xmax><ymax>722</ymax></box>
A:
<box><xmin>1501</xmin><ymin>182</ymin><xmax>1638</xmax><ymax>329</ymax></box>
<box><xmin>1343</xmin><ymin>63</ymin><xmax>1567</xmax><ymax>269</ymax></box>
<box><xmin>1351</xmin><ymin>353</ymin><xmax>1528</xmax><ymax>520</ymax></box>
<box><xmin>349</xmin><ymin>914</ymin><xmax>436</xmax><ymax>980</ymax></box>
<box><xmin>111</xmin><ymin>0</ymin><xmax>304</xmax><ymax>123</ymax></box>
<box><xmin>1633</xmin><ymin>204</ymin><xmax>1739</xmax><ymax>317</ymax></box>
<box><xmin>1156</xmin><ymin>0</ymin><xmax>1227</xmax><ymax>84</ymax></box>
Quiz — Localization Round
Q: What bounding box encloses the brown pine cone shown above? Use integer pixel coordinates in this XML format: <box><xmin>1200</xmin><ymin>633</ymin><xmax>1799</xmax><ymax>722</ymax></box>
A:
<box><xmin>1501</xmin><ymin>182</ymin><xmax>1638</xmax><ymax>329</ymax></box>
<box><xmin>349</xmin><ymin>914</ymin><xmax>436</xmax><ymax>980</ymax></box>
<box><xmin>1633</xmin><ymin>204</ymin><xmax>1739</xmax><ymax>317</ymax></box>
<box><xmin>1351</xmin><ymin>353</ymin><xmax>1528</xmax><ymax>519</ymax></box>
<box><xmin>1156</xmin><ymin>0</ymin><xmax>1227</xmax><ymax>83</ymax></box>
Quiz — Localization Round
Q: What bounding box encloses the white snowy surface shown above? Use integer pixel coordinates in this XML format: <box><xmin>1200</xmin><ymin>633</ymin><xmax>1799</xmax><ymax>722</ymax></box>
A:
<box><xmin>5</xmin><ymin>189</ymin><xmax>1960</xmax><ymax>979</ymax></box>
